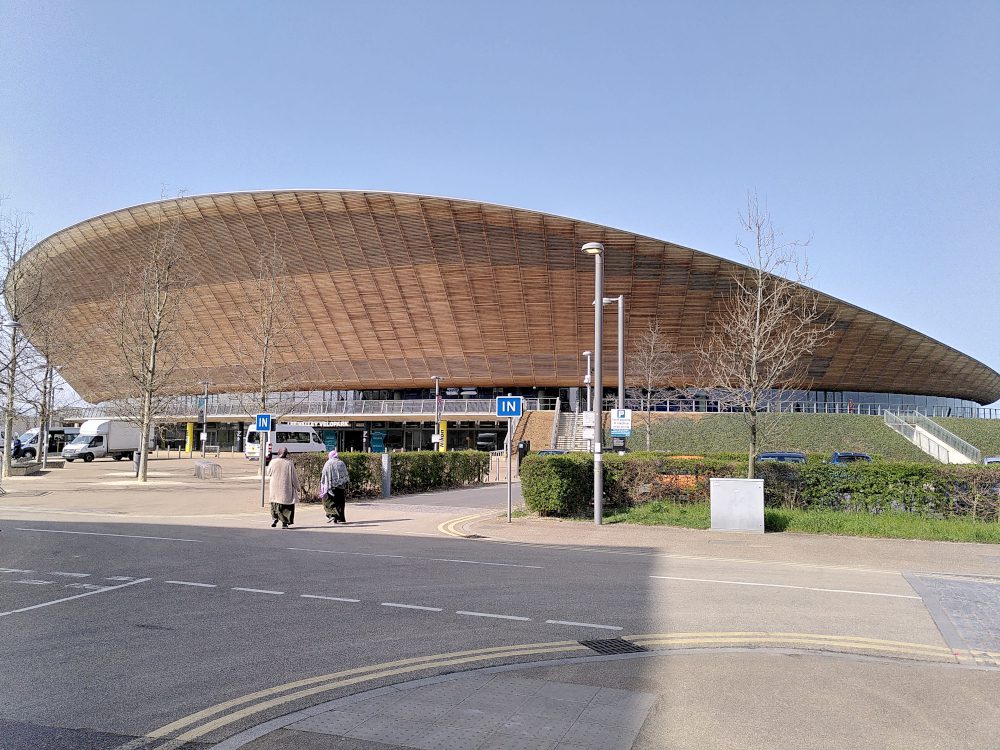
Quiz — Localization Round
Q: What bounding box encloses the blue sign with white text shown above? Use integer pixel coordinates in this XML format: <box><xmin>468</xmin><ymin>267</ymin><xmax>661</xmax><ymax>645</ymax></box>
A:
<box><xmin>255</xmin><ymin>413</ymin><xmax>272</xmax><ymax>432</ymax></box>
<box><xmin>495</xmin><ymin>397</ymin><xmax>523</xmax><ymax>418</ymax></box>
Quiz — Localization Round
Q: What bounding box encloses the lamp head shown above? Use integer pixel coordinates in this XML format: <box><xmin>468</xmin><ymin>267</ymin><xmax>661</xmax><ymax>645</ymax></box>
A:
<box><xmin>581</xmin><ymin>242</ymin><xmax>604</xmax><ymax>256</ymax></box>
<box><xmin>583</xmin><ymin>350</ymin><xmax>591</xmax><ymax>357</ymax></box>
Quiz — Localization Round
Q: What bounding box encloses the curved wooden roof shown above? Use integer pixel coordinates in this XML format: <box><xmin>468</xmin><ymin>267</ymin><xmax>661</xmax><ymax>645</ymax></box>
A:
<box><xmin>16</xmin><ymin>191</ymin><xmax>1000</xmax><ymax>404</ymax></box>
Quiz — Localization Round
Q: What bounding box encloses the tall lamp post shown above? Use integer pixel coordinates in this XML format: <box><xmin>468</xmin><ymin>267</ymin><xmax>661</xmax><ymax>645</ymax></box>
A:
<box><xmin>602</xmin><ymin>295</ymin><xmax>625</xmax><ymax>409</ymax></box>
<box><xmin>582</xmin><ymin>350</ymin><xmax>592</xmax><ymax>412</ymax></box>
<box><xmin>199</xmin><ymin>380</ymin><xmax>211</xmax><ymax>457</ymax></box>
<box><xmin>582</xmin><ymin>242</ymin><xmax>605</xmax><ymax>525</ymax></box>
<box><xmin>431</xmin><ymin>375</ymin><xmax>443</xmax><ymax>451</ymax></box>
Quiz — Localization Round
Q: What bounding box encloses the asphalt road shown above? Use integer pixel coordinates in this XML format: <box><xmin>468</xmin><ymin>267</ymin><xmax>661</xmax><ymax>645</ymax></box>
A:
<box><xmin>1</xmin><ymin>489</ymin><xmax>998</xmax><ymax>750</ymax></box>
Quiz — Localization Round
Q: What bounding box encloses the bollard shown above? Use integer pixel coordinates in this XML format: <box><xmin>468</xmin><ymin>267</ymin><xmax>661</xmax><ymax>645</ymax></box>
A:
<box><xmin>381</xmin><ymin>452</ymin><xmax>391</xmax><ymax>498</ymax></box>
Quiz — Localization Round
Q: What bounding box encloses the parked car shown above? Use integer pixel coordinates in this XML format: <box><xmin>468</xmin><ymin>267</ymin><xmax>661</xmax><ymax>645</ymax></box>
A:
<box><xmin>244</xmin><ymin>423</ymin><xmax>326</xmax><ymax>460</ymax></box>
<box><xmin>16</xmin><ymin>427</ymin><xmax>80</xmax><ymax>460</ymax></box>
<box><xmin>983</xmin><ymin>457</ymin><xmax>1000</xmax><ymax>465</ymax></box>
<box><xmin>756</xmin><ymin>451</ymin><xmax>807</xmax><ymax>464</ymax></box>
<box><xmin>63</xmin><ymin>420</ymin><xmax>152</xmax><ymax>462</ymax></box>
<box><xmin>830</xmin><ymin>451</ymin><xmax>873</xmax><ymax>464</ymax></box>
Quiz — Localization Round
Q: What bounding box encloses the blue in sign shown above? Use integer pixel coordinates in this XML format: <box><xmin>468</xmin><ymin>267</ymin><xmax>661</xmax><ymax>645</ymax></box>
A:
<box><xmin>255</xmin><ymin>413</ymin><xmax>272</xmax><ymax>432</ymax></box>
<box><xmin>495</xmin><ymin>397</ymin><xmax>523</xmax><ymax>418</ymax></box>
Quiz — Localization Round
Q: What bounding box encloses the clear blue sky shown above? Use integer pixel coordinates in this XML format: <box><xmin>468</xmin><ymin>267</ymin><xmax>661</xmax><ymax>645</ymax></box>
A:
<box><xmin>2</xmin><ymin>1</ymin><xmax>998</xmax><ymax>400</ymax></box>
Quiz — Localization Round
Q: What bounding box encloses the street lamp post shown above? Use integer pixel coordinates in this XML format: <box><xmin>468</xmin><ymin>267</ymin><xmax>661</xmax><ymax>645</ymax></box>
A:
<box><xmin>199</xmin><ymin>381</ymin><xmax>211</xmax><ymax>457</ymax></box>
<box><xmin>431</xmin><ymin>375</ymin><xmax>443</xmax><ymax>451</ymax></box>
<box><xmin>582</xmin><ymin>242</ymin><xmax>605</xmax><ymax>525</ymax></box>
<box><xmin>582</xmin><ymin>350</ymin><xmax>592</xmax><ymax>412</ymax></box>
<box><xmin>602</xmin><ymin>295</ymin><xmax>625</xmax><ymax>409</ymax></box>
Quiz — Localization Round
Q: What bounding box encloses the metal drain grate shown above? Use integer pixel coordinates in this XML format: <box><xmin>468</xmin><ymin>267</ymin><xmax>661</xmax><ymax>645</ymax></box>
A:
<box><xmin>579</xmin><ymin>638</ymin><xmax>648</xmax><ymax>655</ymax></box>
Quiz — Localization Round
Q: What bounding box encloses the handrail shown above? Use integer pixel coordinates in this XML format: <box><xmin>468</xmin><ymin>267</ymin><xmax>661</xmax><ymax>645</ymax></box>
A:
<box><xmin>549</xmin><ymin>397</ymin><xmax>561</xmax><ymax>450</ymax></box>
<box><xmin>896</xmin><ymin>410</ymin><xmax>982</xmax><ymax>464</ymax></box>
<box><xmin>884</xmin><ymin>411</ymin><xmax>951</xmax><ymax>463</ymax></box>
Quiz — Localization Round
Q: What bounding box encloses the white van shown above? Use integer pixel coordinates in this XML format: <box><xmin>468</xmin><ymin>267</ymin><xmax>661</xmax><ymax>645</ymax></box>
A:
<box><xmin>245</xmin><ymin>424</ymin><xmax>326</xmax><ymax>460</ymax></box>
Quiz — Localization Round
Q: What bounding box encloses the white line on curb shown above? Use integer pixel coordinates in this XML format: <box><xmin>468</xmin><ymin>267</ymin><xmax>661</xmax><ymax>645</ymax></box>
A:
<box><xmin>232</xmin><ymin>587</ymin><xmax>283</xmax><ymax>595</ymax></box>
<box><xmin>545</xmin><ymin>620</ymin><xmax>623</xmax><ymax>630</ymax></box>
<box><xmin>456</xmin><ymin>610</ymin><xmax>531</xmax><ymax>621</ymax></box>
<box><xmin>301</xmin><ymin>594</ymin><xmax>360</xmax><ymax>603</ymax></box>
<box><xmin>650</xmin><ymin>575</ymin><xmax>921</xmax><ymax>599</ymax></box>
<box><xmin>381</xmin><ymin>602</ymin><xmax>443</xmax><ymax>612</ymax></box>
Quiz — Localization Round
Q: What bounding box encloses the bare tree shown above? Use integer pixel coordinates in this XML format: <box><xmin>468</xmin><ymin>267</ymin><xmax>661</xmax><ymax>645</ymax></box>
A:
<box><xmin>626</xmin><ymin>321</ymin><xmax>682</xmax><ymax>451</ymax></box>
<box><xmin>1</xmin><ymin>203</ymin><xmax>51</xmax><ymax>478</ymax></box>
<box><xmin>696</xmin><ymin>193</ymin><xmax>835</xmax><ymax>478</ymax></box>
<box><xmin>105</xmin><ymin>207</ymin><xmax>192</xmax><ymax>482</ymax></box>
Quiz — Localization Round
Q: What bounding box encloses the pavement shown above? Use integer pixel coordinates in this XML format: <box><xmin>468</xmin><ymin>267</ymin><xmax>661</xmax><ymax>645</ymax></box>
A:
<box><xmin>1</xmin><ymin>454</ymin><xmax>999</xmax><ymax>749</ymax></box>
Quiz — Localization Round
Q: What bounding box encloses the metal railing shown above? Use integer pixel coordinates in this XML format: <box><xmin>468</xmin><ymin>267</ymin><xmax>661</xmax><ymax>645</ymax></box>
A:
<box><xmin>549</xmin><ymin>397</ymin><xmax>561</xmax><ymax>450</ymax></box>
<box><xmin>883</xmin><ymin>411</ymin><xmax>951</xmax><ymax>463</ymax></box>
<box><xmin>894</xmin><ymin>410</ymin><xmax>982</xmax><ymax>464</ymax></box>
<box><xmin>608</xmin><ymin>398</ymin><xmax>1000</xmax><ymax>419</ymax></box>
<box><xmin>62</xmin><ymin>397</ymin><xmax>559</xmax><ymax>422</ymax></box>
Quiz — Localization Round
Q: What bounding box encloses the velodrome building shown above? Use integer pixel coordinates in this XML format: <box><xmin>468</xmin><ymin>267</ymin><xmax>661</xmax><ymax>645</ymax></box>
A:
<box><xmin>14</xmin><ymin>191</ymin><xmax>1000</xmax><ymax>452</ymax></box>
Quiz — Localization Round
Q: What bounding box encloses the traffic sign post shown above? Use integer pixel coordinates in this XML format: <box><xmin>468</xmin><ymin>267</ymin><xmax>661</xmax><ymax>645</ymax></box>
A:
<box><xmin>495</xmin><ymin>397</ymin><xmax>524</xmax><ymax>522</ymax></box>
<box><xmin>255</xmin><ymin>414</ymin><xmax>272</xmax><ymax>508</ymax></box>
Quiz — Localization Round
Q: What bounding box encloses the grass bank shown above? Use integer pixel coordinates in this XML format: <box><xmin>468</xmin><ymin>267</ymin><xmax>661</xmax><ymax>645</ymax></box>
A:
<box><xmin>602</xmin><ymin>501</ymin><xmax>1000</xmax><ymax>543</ymax></box>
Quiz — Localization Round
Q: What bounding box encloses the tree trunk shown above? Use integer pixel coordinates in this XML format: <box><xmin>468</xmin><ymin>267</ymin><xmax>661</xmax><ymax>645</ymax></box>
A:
<box><xmin>138</xmin><ymin>388</ymin><xmax>152</xmax><ymax>482</ymax></box>
<box><xmin>2</xmin><ymin>325</ymin><xmax>17</xmax><ymax>479</ymax></box>
<box><xmin>747</xmin><ymin>412</ymin><xmax>758</xmax><ymax>479</ymax></box>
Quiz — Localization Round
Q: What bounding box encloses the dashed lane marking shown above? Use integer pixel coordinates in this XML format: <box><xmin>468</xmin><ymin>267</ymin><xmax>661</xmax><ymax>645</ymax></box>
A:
<box><xmin>456</xmin><ymin>610</ymin><xmax>531</xmax><ymax>622</ymax></box>
<box><xmin>165</xmin><ymin>580</ymin><xmax>217</xmax><ymax>588</ymax></box>
<box><xmin>15</xmin><ymin>528</ymin><xmax>203</xmax><ymax>543</ymax></box>
<box><xmin>287</xmin><ymin>546</ymin><xmax>541</xmax><ymax>569</ymax></box>
<box><xmin>0</xmin><ymin>568</ymin><xmax>34</xmax><ymax>574</ymax></box>
<box><xmin>650</xmin><ymin>574</ymin><xmax>921</xmax><ymax>599</ymax></box>
<box><xmin>49</xmin><ymin>571</ymin><xmax>91</xmax><ymax>578</ymax></box>
<box><xmin>300</xmin><ymin>594</ymin><xmax>360</xmax><ymax>603</ymax></box>
<box><xmin>232</xmin><ymin>587</ymin><xmax>283</xmax><ymax>595</ymax></box>
<box><xmin>382</xmin><ymin>602</ymin><xmax>443</xmax><ymax>612</ymax></box>
<box><xmin>0</xmin><ymin>577</ymin><xmax>152</xmax><ymax>618</ymax></box>
<box><xmin>546</xmin><ymin>619</ymin><xmax>623</xmax><ymax>631</ymax></box>
<box><xmin>13</xmin><ymin>579</ymin><xmax>52</xmax><ymax>585</ymax></box>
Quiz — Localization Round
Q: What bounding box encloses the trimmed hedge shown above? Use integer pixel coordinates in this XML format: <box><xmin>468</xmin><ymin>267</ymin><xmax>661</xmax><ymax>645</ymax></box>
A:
<box><xmin>391</xmin><ymin>451</ymin><xmax>489</xmax><ymax>494</ymax></box>
<box><xmin>290</xmin><ymin>450</ymin><xmax>489</xmax><ymax>502</ymax></box>
<box><xmin>520</xmin><ymin>452</ymin><xmax>1000</xmax><ymax>522</ymax></box>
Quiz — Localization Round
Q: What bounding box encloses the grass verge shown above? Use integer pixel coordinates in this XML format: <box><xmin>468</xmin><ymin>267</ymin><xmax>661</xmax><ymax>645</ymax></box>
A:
<box><xmin>603</xmin><ymin>501</ymin><xmax>1000</xmax><ymax>543</ymax></box>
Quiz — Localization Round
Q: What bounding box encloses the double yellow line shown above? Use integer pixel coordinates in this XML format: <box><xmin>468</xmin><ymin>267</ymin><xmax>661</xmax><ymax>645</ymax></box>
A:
<box><xmin>438</xmin><ymin>511</ymin><xmax>494</xmax><ymax>537</ymax></box>
<box><xmin>118</xmin><ymin>631</ymin><xmax>971</xmax><ymax>749</ymax></box>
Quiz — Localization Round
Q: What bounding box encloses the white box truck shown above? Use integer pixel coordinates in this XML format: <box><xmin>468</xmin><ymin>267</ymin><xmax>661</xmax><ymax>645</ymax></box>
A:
<box><xmin>62</xmin><ymin>420</ymin><xmax>151</xmax><ymax>463</ymax></box>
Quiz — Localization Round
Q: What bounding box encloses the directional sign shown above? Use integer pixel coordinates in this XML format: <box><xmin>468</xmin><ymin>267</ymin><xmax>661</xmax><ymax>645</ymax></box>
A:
<box><xmin>255</xmin><ymin>413</ymin><xmax>272</xmax><ymax>432</ymax></box>
<box><xmin>496</xmin><ymin>397</ymin><xmax>523</xmax><ymax>418</ymax></box>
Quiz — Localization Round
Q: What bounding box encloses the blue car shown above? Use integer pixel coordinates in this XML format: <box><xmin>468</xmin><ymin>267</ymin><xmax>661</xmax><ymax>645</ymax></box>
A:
<box><xmin>756</xmin><ymin>451</ymin><xmax>806</xmax><ymax>464</ymax></box>
<box><xmin>830</xmin><ymin>452</ymin><xmax>872</xmax><ymax>464</ymax></box>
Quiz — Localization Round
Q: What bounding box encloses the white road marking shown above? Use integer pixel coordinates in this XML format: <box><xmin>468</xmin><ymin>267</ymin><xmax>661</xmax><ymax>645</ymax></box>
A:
<box><xmin>0</xmin><ymin>568</ymin><xmax>34</xmax><ymax>574</ymax></box>
<box><xmin>650</xmin><ymin>575</ymin><xmax>921</xmax><ymax>599</ymax></box>
<box><xmin>104</xmin><ymin>576</ymin><xmax>136</xmax><ymax>581</ymax></box>
<box><xmin>232</xmin><ymin>587</ymin><xmax>283</xmax><ymax>595</ymax></box>
<box><xmin>65</xmin><ymin>583</ymin><xmax>109</xmax><ymax>591</ymax></box>
<box><xmin>16</xmin><ymin>528</ymin><xmax>203</xmax><ymax>543</ymax></box>
<box><xmin>287</xmin><ymin>547</ymin><xmax>541</xmax><ymax>569</ymax></box>
<box><xmin>14</xmin><ymin>580</ymin><xmax>52</xmax><ymax>585</ymax></box>
<box><xmin>301</xmin><ymin>594</ymin><xmax>360</xmax><ymax>603</ymax></box>
<box><xmin>545</xmin><ymin>619</ymin><xmax>623</xmax><ymax>631</ymax></box>
<box><xmin>381</xmin><ymin>602</ymin><xmax>443</xmax><ymax>612</ymax></box>
<box><xmin>49</xmin><ymin>572</ymin><xmax>91</xmax><ymax>578</ymax></box>
<box><xmin>166</xmin><ymin>580</ymin><xmax>217</xmax><ymax>588</ymax></box>
<box><xmin>456</xmin><ymin>610</ymin><xmax>531</xmax><ymax>621</ymax></box>
<box><xmin>0</xmin><ymin>577</ymin><xmax>152</xmax><ymax>618</ymax></box>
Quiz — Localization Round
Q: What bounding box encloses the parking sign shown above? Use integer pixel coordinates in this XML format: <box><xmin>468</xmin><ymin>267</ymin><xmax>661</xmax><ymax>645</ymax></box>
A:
<box><xmin>255</xmin><ymin>413</ymin><xmax>272</xmax><ymax>432</ymax></box>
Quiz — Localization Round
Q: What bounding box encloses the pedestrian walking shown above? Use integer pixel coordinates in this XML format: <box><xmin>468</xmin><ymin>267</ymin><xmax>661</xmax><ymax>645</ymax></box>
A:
<box><xmin>320</xmin><ymin>449</ymin><xmax>349</xmax><ymax>524</ymax></box>
<box><xmin>267</xmin><ymin>447</ymin><xmax>300</xmax><ymax>528</ymax></box>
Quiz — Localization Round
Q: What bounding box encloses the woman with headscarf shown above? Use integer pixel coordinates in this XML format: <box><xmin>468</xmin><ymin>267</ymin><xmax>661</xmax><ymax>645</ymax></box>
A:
<box><xmin>267</xmin><ymin>447</ymin><xmax>300</xmax><ymax>528</ymax></box>
<box><xmin>320</xmin><ymin>449</ymin><xmax>350</xmax><ymax>524</ymax></box>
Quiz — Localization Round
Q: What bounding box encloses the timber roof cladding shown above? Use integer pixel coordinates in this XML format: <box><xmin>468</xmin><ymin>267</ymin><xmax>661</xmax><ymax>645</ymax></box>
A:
<box><xmin>16</xmin><ymin>190</ymin><xmax>1000</xmax><ymax>405</ymax></box>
